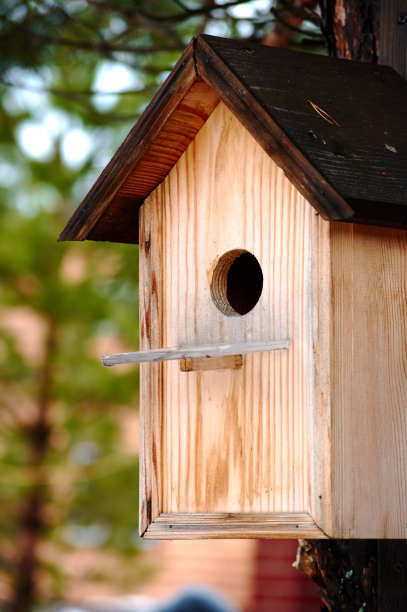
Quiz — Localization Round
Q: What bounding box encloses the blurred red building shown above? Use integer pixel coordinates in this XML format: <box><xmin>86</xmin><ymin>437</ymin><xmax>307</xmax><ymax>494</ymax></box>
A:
<box><xmin>136</xmin><ymin>538</ymin><xmax>320</xmax><ymax>612</ymax></box>
<box><xmin>247</xmin><ymin>540</ymin><xmax>320</xmax><ymax>612</ymax></box>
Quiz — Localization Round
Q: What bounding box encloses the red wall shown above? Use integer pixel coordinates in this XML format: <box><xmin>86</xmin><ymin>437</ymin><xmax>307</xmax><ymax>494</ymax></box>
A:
<box><xmin>246</xmin><ymin>540</ymin><xmax>321</xmax><ymax>612</ymax></box>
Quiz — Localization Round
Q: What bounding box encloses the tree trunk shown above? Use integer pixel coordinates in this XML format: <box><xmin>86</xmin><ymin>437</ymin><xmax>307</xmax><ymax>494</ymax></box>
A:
<box><xmin>295</xmin><ymin>2</ymin><xmax>407</xmax><ymax>611</ymax></box>
<box><xmin>296</xmin><ymin>540</ymin><xmax>407</xmax><ymax>612</ymax></box>
<box><xmin>319</xmin><ymin>0</ymin><xmax>380</xmax><ymax>62</ymax></box>
<box><xmin>10</xmin><ymin>319</ymin><xmax>57</xmax><ymax>612</ymax></box>
<box><xmin>319</xmin><ymin>0</ymin><xmax>407</xmax><ymax>79</ymax></box>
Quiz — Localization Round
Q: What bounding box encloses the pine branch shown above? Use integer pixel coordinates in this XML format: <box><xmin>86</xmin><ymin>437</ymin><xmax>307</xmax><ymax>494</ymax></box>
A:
<box><xmin>0</xmin><ymin>14</ymin><xmax>184</xmax><ymax>55</ymax></box>
<box><xmin>1</xmin><ymin>77</ymin><xmax>157</xmax><ymax>100</ymax></box>
<box><xmin>87</xmin><ymin>0</ymin><xmax>256</xmax><ymax>24</ymax></box>
<box><xmin>38</xmin><ymin>0</ymin><xmax>106</xmax><ymax>41</ymax></box>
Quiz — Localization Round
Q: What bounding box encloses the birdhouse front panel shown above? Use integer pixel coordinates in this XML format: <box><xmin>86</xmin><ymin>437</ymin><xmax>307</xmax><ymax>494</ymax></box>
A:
<box><xmin>138</xmin><ymin>103</ymin><xmax>325</xmax><ymax>539</ymax></box>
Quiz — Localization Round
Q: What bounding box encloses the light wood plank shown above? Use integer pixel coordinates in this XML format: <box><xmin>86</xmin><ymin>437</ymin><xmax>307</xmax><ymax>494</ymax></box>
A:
<box><xmin>154</xmin><ymin>511</ymin><xmax>320</xmax><ymax>523</ymax></box>
<box><xmin>331</xmin><ymin>222</ymin><xmax>407</xmax><ymax>537</ymax></box>
<box><xmin>309</xmin><ymin>216</ymin><xmax>333</xmax><ymax>535</ymax></box>
<box><xmin>153</xmin><ymin>102</ymin><xmax>314</xmax><ymax>518</ymax></box>
<box><xmin>138</xmin><ymin>196</ymin><xmax>163</xmax><ymax>535</ymax></box>
<box><xmin>101</xmin><ymin>339</ymin><xmax>289</xmax><ymax>366</ymax></box>
<box><xmin>144</xmin><ymin>512</ymin><xmax>327</xmax><ymax>539</ymax></box>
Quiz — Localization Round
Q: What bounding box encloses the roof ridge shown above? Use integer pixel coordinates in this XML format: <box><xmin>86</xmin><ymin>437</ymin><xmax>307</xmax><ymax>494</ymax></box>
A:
<box><xmin>60</xmin><ymin>36</ymin><xmax>407</xmax><ymax>243</ymax></box>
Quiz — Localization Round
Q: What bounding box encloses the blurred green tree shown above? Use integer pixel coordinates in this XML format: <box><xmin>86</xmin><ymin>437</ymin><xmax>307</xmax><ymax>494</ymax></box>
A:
<box><xmin>0</xmin><ymin>1</ymin><xmax>322</xmax><ymax>610</ymax></box>
<box><xmin>0</xmin><ymin>133</ymin><xmax>143</xmax><ymax>610</ymax></box>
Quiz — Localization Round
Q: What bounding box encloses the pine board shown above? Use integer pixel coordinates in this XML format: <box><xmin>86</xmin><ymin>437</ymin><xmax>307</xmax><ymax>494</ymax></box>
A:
<box><xmin>144</xmin><ymin>512</ymin><xmax>325</xmax><ymax>539</ymax></box>
<box><xmin>149</xmin><ymin>102</ymin><xmax>315</xmax><ymax>520</ymax></box>
<box><xmin>139</xmin><ymin>195</ymin><xmax>163</xmax><ymax>534</ymax></box>
<box><xmin>331</xmin><ymin>222</ymin><xmax>407</xmax><ymax>537</ymax></box>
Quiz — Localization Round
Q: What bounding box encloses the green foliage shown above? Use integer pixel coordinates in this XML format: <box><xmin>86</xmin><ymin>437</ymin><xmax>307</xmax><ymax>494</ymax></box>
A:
<box><xmin>69</xmin><ymin>460</ymin><xmax>140</xmax><ymax>555</ymax></box>
<box><xmin>0</xmin><ymin>25</ymin><xmax>143</xmax><ymax>602</ymax></box>
<box><xmin>0</xmin><ymin>192</ymin><xmax>142</xmax><ymax>605</ymax></box>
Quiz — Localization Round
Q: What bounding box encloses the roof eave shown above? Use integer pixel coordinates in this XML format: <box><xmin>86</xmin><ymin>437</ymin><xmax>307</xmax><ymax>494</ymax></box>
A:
<box><xmin>59</xmin><ymin>38</ymin><xmax>198</xmax><ymax>242</ymax></box>
<box><xmin>60</xmin><ymin>35</ymin><xmax>361</xmax><ymax>244</ymax></box>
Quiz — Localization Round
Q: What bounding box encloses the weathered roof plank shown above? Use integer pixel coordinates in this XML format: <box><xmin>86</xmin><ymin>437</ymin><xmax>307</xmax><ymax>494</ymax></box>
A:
<box><xmin>60</xmin><ymin>34</ymin><xmax>407</xmax><ymax>243</ymax></box>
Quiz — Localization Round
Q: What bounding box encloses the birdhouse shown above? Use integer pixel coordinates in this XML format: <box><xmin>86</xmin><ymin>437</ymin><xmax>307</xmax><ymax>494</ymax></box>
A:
<box><xmin>60</xmin><ymin>35</ymin><xmax>407</xmax><ymax>539</ymax></box>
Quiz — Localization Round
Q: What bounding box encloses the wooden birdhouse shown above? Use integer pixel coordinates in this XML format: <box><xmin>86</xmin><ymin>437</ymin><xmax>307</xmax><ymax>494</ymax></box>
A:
<box><xmin>60</xmin><ymin>35</ymin><xmax>407</xmax><ymax>539</ymax></box>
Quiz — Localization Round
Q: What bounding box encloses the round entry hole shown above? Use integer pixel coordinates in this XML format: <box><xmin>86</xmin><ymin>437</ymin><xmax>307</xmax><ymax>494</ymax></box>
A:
<box><xmin>210</xmin><ymin>249</ymin><xmax>263</xmax><ymax>316</ymax></box>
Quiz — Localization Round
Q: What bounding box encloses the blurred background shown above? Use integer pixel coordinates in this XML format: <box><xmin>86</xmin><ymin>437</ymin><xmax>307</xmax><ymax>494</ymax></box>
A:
<box><xmin>0</xmin><ymin>1</ymin><xmax>324</xmax><ymax>610</ymax></box>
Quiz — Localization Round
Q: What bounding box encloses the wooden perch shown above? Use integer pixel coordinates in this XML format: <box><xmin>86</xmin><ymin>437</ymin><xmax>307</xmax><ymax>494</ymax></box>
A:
<box><xmin>101</xmin><ymin>339</ymin><xmax>290</xmax><ymax>367</ymax></box>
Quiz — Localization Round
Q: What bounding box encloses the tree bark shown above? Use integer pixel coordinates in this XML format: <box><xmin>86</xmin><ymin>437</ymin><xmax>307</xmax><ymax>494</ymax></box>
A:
<box><xmin>295</xmin><ymin>540</ymin><xmax>377</xmax><ymax>611</ymax></box>
<box><xmin>296</xmin><ymin>540</ymin><xmax>407</xmax><ymax>612</ymax></box>
<box><xmin>295</xmin><ymin>2</ymin><xmax>407</xmax><ymax>611</ymax></box>
<box><xmin>319</xmin><ymin>0</ymin><xmax>380</xmax><ymax>62</ymax></box>
<box><xmin>378</xmin><ymin>0</ymin><xmax>407</xmax><ymax>79</ymax></box>
<box><xmin>319</xmin><ymin>0</ymin><xmax>407</xmax><ymax>79</ymax></box>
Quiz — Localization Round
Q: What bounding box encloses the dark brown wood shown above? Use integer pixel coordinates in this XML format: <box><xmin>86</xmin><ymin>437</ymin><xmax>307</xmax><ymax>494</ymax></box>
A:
<box><xmin>195</xmin><ymin>35</ymin><xmax>353</xmax><ymax>222</ymax></box>
<box><xmin>295</xmin><ymin>540</ymin><xmax>378</xmax><ymax>610</ymax></box>
<box><xmin>297</xmin><ymin>540</ymin><xmax>407</xmax><ymax>611</ymax></box>
<box><xmin>320</xmin><ymin>0</ymin><xmax>407</xmax><ymax>80</ymax></box>
<box><xmin>377</xmin><ymin>541</ymin><xmax>407</xmax><ymax>611</ymax></box>
<box><xmin>380</xmin><ymin>1</ymin><xmax>407</xmax><ymax>79</ymax></box>
<box><xmin>319</xmin><ymin>0</ymin><xmax>380</xmax><ymax>62</ymax></box>
<box><xmin>197</xmin><ymin>34</ymin><xmax>407</xmax><ymax>228</ymax></box>
<box><xmin>60</xmin><ymin>34</ymin><xmax>407</xmax><ymax>244</ymax></box>
<box><xmin>88</xmin><ymin>194</ymin><xmax>140</xmax><ymax>244</ymax></box>
<box><xmin>296</xmin><ymin>5</ymin><xmax>407</xmax><ymax>612</ymax></box>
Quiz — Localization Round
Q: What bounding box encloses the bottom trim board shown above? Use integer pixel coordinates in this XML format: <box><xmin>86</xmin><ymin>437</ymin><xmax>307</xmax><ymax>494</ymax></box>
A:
<box><xmin>143</xmin><ymin>512</ymin><xmax>327</xmax><ymax>539</ymax></box>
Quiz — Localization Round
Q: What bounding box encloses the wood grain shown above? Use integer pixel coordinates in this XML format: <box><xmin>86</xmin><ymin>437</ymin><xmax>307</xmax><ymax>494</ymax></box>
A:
<box><xmin>309</xmin><ymin>216</ymin><xmax>332</xmax><ymax>535</ymax></box>
<box><xmin>138</xmin><ymin>196</ymin><xmax>163</xmax><ymax>535</ymax></box>
<box><xmin>380</xmin><ymin>0</ymin><xmax>407</xmax><ymax>80</ymax></box>
<box><xmin>151</xmin><ymin>102</ymin><xmax>315</xmax><ymax>520</ymax></box>
<box><xmin>180</xmin><ymin>354</ymin><xmax>243</xmax><ymax>372</ymax></box>
<box><xmin>377</xmin><ymin>540</ymin><xmax>407</xmax><ymax>611</ymax></box>
<box><xmin>144</xmin><ymin>512</ymin><xmax>326</xmax><ymax>540</ymax></box>
<box><xmin>196</xmin><ymin>35</ymin><xmax>407</xmax><ymax>226</ymax></box>
<box><xmin>195</xmin><ymin>35</ymin><xmax>353</xmax><ymax>222</ymax></box>
<box><xmin>330</xmin><ymin>222</ymin><xmax>407</xmax><ymax>537</ymax></box>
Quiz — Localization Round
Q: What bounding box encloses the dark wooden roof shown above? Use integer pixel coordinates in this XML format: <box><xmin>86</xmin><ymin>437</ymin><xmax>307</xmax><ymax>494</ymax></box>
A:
<box><xmin>60</xmin><ymin>35</ymin><xmax>407</xmax><ymax>243</ymax></box>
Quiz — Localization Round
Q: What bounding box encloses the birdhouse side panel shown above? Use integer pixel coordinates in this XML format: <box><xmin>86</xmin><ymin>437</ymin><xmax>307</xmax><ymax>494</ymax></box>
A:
<box><xmin>150</xmin><ymin>102</ymin><xmax>318</xmax><ymax>520</ymax></box>
<box><xmin>331</xmin><ymin>222</ymin><xmax>407</xmax><ymax>538</ymax></box>
<box><xmin>139</xmin><ymin>194</ymin><xmax>164</xmax><ymax>535</ymax></box>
